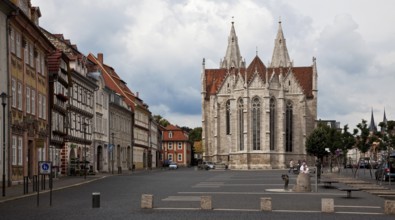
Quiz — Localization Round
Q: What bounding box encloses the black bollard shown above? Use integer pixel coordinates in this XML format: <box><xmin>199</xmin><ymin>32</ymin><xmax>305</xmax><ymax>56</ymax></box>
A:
<box><xmin>281</xmin><ymin>174</ymin><xmax>289</xmax><ymax>190</ymax></box>
<box><xmin>92</xmin><ymin>192</ymin><xmax>100</xmax><ymax>208</ymax></box>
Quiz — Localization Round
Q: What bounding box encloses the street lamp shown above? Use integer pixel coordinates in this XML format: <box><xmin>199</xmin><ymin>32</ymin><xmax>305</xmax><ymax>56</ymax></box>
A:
<box><xmin>111</xmin><ymin>133</ymin><xmax>114</xmax><ymax>174</ymax></box>
<box><xmin>82</xmin><ymin>122</ymin><xmax>88</xmax><ymax>179</ymax></box>
<box><xmin>1</xmin><ymin>92</ymin><xmax>7</xmax><ymax>197</ymax></box>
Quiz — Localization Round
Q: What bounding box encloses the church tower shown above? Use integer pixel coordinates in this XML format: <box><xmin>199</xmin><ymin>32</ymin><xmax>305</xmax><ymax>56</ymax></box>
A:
<box><xmin>270</xmin><ymin>20</ymin><xmax>291</xmax><ymax>68</ymax></box>
<box><xmin>221</xmin><ymin>21</ymin><xmax>245</xmax><ymax>70</ymax></box>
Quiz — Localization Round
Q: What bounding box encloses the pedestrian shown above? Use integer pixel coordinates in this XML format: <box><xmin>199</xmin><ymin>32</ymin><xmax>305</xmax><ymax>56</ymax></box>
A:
<box><xmin>300</xmin><ymin>160</ymin><xmax>309</xmax><ymax>174</ymax></box>
<box><xmin>288</xmin><ymin>159</ymin><xmax>294</xmax><ymax>173</ymax></box>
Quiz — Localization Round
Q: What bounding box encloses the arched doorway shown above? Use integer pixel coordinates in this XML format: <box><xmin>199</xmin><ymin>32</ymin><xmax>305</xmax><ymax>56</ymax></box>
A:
<box><xmin>97</xmin><ymin>145</ymin><xmax>103</xmax><ymax>172</ymax></box>
<box><xmin>69</xmin><ymin>148</ymin><xmax>76</xmax><ymax>176</ymax></box>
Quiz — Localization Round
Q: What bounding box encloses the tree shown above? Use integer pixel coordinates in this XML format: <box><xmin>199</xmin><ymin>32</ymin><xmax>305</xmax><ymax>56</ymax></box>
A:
<box><xmin>306</xmin><ymin>124</ymin><xmax>330</xmax><ymax>161</ymax></box>
<box><xmin>339</xmin><ymin>125</ymin><xmax>357</xmax><ymax>167</ymax></box>
<box><xmin>153</xmin><ymin>114</ymin><xmax>170</xmax><ymax>127</ymax></box>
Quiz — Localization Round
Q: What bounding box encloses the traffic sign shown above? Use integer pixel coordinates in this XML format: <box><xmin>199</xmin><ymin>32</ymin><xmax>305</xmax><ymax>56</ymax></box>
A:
<box><xmin>39</xmin><ymin>161</ymin><xmax>52</xmax><ymax>175</ymax></box>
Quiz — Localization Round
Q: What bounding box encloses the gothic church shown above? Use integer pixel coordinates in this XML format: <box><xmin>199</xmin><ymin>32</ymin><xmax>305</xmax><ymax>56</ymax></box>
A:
<box><xmin>201</xmin><ymin>21</ymin><xmax>318</xmax><ymax>169</ymax></box>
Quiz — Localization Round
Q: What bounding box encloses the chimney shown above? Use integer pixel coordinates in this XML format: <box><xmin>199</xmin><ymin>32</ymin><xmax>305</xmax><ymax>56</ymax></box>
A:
<box><xmin>136</xmin><ymin>92</ymin><xmax>139</xmax><ymax>98</ymax></box>
<box><xmin>98</xmin><ymin>53</ymin><xmax>103</xmax><ymax>64</ymax></box>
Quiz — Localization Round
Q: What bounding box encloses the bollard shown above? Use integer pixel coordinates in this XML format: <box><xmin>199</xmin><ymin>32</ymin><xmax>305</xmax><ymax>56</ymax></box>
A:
<box><xmin>321</xmin><ymin>198</ymin><xmax>334</xmax><ymax>213</ymax></box>
<box><xmin>384</xmin><ymin>200</ymin><xmax>395</xmax><ymax>215</ymax></box>
<box><xmin>260</xmin><ymin>197</ymin><xmax>272</xmax><ymax>211</ymax></box>
<box><xmin>141</xmin><ymin>194</ymin><xmax>153</xmax><ymax>209</ymax></box>
<box><xmin>92</xmin><ymin>192</ymin><xmax>100</xmax><ymax>208</ymax></box>
<box><xmin>200</xmin><ymin>196</ymin><xmax>212</xmax><ymax>210</ymax></box>
<box><xmin>281</xmin><ymin>174</ymin><xmax>289</xmax><ymax>190</ymax></box>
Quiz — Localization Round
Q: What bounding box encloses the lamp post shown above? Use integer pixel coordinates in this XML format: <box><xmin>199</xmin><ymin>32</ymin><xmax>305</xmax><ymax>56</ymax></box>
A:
<box><xmin>111</xmin><ymin>133</ymin><xmax>114</xmax><ymax>174</ymax></box>
<box><xmin>82</xmin><ymin>122</ymin><xmax>87</xmax><ymax>179</ymax></box>
<box><xmin>1</xmin><ymin>92</ymin><xmax>7</xmax><ymax>197</ymax></box>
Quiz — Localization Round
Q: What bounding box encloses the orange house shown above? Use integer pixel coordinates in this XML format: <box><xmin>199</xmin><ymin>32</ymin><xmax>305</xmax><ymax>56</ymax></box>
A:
<box><xmin>162</xmin><ymin>125</ymin><xmax>191</xmax><ymax>167</ymax></box>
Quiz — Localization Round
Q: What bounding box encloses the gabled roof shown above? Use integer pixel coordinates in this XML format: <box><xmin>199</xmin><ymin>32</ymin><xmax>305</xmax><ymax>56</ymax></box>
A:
<box><xmin>162</xmin><ymin>124</ymin><xmax>189</xmax><ymax>141</ymax></box>
<box><xmin>87</xmin><ymin>53</ymin><xmax>137</xmax><ymax>111</ymax></box>
<box><xmin>204</xmin><ymin>55</ymin><xmax>314</xmax><ymax>98</ymax></box>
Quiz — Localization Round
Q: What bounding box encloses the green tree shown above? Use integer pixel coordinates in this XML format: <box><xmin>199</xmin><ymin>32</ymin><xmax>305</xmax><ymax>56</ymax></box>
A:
<box><xmin>306</xmin><ymin>124</ymin><xmax>330</xmax><ymax>160</ymax></box>
<box><xmin>339</xmin><ymin>125</ymin><xmax>357</xmax><ymax>167</ymax></box>
<box><xmin>153</xmin><ymin>114</ymin><xmax>170</xmax><ymax>127</ymax></box>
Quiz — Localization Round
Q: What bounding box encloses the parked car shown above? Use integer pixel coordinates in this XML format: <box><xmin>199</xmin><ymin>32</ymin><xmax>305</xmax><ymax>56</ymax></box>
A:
<box><xmin>375</xmin><ymin>159</ymin><xmax>395</xmax><ymax>181</ymax></box>
<box><xmin>199</xmin><ymin>161</ymin><xmax>215</xmax><ymax>170</ymax></box>
<box><xmin>169</xmin><ymin>162</ymin><xmax>178</xmax><ymax>169</ymax></box>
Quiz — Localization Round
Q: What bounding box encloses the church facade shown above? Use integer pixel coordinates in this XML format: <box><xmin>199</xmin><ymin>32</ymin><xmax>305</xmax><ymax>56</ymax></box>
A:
<box><xmin>201</xmin><ymin>21</ymin><xmax>318</xmax><ymax>169</ymax></box>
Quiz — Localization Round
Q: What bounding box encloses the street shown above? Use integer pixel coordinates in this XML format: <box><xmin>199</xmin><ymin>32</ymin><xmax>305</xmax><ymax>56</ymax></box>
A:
<box><xmin>0</xmin><ymin>168</ymin><xmax>394</xmax><ymax>220</ymax></box>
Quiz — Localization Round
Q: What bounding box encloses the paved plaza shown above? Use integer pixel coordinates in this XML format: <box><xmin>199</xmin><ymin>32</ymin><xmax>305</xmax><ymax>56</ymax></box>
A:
<box><xmin>0</xmin><ymin>167</ymin><xmax>395</xmax><ymax>219</ymax></box>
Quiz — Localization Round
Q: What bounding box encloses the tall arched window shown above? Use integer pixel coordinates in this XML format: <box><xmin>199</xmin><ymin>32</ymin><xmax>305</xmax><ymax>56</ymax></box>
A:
<box><xmin>238</xmin><ymin>98</ymin><xmax>244</xmax><ymax>151</ymax></box>
<box><xmin>270</xmin><ymin>98</ymin><xmax>276</xmax><ymax>150</ymax></box>
<box><xmin>226</xmin><ymin>100</ymin><xmax>231</xmax><ymax>135</ymax></box>
<box><xmin>252</xmin><ymin>97</ymin><xmax>261</xmax><ymax>150</ymax></box>
<box><xmin>285</xmin><ymin>100</ymin><xmax>293</xmax><ymax>152</ymax></box>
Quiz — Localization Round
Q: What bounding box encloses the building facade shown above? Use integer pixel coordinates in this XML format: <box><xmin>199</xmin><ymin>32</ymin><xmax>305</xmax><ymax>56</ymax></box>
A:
<box><xmin>201</xmin><ymin>21</ymin><xmax>318</xmax><ymax>169</ymax></box>
<box><xmin>91</xmin><ymin>70</ymin><xmax>109</xmax><ymax>173</ymax></box>
<box><xmin>47</xmin><ymin>49</ymin><xmax>70</xmax><ymax>177</ymax></box>
<box><xmin>0</xmin><ymin>0</ymin><xmax>16</xmax><ymax>187</ymax></box>
<box><xmin>88</xmin><ymin>53</ymin><xmax>133</xmax><ymax>173</ymax></box>
<box><xmin>162</xmin><ymin>124</ymin><xmax>191</xmax><ymax>167</ymax></box>
<box><xmin>8</xmin><ymin>0</ymin><xmax>54</xmax><ymax>182</ymax></box>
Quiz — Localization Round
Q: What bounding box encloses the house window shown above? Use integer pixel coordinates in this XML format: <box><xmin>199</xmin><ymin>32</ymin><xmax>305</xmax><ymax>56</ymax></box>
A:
<box><xmin>16</xmin><ymin>31</ymin><xmax>21</xmax><ymax>58</ymax></box>
<box><xmin>43</xmin><ymin>96</ymin><xmax>46</xmax><ymax>120</ymax></box>
<box><xmin>168</xmin><ymin>142</ymin><xmax>173</xmax><ymax>150</ymax></box>
<box><xmin>178</xmin><ymin>154</ymin><xmax>182</xmax><ymax>161</ymax></box>
<box><xmin>10</xmin><ymin>28</ymin><xmax>15</xmax><ymax>54</ymax></box>
<box><xmin>17</xmin><ymin>137</ymin><xmax>23</xmax><ymax>165</ymax></box>
<box><xmin>226</xmin><ymin>100</ymin><xmax>231</xmax><ymax>134</ymax></box>
<box><xmin>178</xmin><ymin>142</ymin><xmax>182</xmax><ymax>149</ymax></box>
<box><xmin>26</xmin><ymin>87</ymin><xmax>30</xmax><ymax>113</ymax></box>
<box><xmin>169</xmin><ymin>131</ymin><xmax>173</xmax><ymax>138</ymax></box>
<box><xmin>12</xmin><ymin>136</ymin><xmax>16</xmax><ymax>165</ymax></box>
<box><xmin>38</xmin><ymin>93</ymin><xmax>42</xmax><ymax>118</ymax></box>
<box><xmin>17</xmin><ymin>82</ymin><xmax>22</xmax><ymax>110</ymax></box>
<box><xmin>238</xmin><ymin>98</ymin><xmax>244</xmax><ymax>151</ymax></box>
<box><xmin>31</xmin><ymin>89</ymin><xmax>35</xmax><ymax>115</ymax></box>
<box><xmin>270</xmin><ymin>98</ymin><xmax>276</xmax><ymax>150</ymax></box>
<box><xmin>252</xmin><ymin>97</ymin><xmax>260</xmax><ymax>150</ymax></box>
<box><xmin>11</xmin><ymin>79</ymin><xmax>16</xmax><ymax>107</ymax></box>
<box><xmin>285</xmin><ymin>100</ymin><xmax>293</xmax><ymax>152</ymax></box>
<box><xmin>168</xmin><ymin>154</ymin><xmax>173</xmax><ymax>161</ymax></box>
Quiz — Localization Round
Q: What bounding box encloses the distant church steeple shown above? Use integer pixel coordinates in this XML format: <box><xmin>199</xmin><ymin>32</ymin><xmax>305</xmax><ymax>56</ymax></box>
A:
<box><xmin>221</xmin><ymin>20</ymin><xmax>245</xmax><ymax>69</ymax></box>
<box><xmin>381</xmin><ymin>109</ymin><xmax>388</xmax><ymax>132</ymax></box>
<box><xmin>369</xmin><ymin>108</ymin><xmax>377</xmax><ymax>133</ymax></box>
<box><xmin>270</xmin><ymin>19</ymin><xmax>291</xmax><ymax>68</ymax></box>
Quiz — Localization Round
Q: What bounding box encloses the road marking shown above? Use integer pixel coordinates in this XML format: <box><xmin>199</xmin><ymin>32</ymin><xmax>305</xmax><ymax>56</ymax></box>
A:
<box><xmin>178</xmin><ymin>191</ymin><xmax>345</xmax><ymax>196</ymax></box>
<box><xmin>153</xmin><ymin>208</ymin><xmax>383</xmax><ymax>215</ymax></box>
<box><xmin>334</xmin><ymin>205</ymin><xmax>381</xmax><ymax>209</ymax></box>
<box><xmin>162</xmin><ymin>196</ymin><xmax>201</xmax><ymax>201</ymax></box>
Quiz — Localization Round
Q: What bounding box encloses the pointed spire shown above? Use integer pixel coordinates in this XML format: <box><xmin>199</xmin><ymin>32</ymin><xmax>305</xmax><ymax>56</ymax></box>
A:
<box><xmin>369</xmin><ymin>108</ymin><xmax>377</xmax><ymax>133</ymax></box>
<box><xmin>221</xmin><ymin>21</ymin><xmax>245</xmax><ymax>69</ymax></box>
<box><xmin>270</xmin><ymin>19</ymin><xmax>291</xmax><ymax>68</ymax></box>
<box><xmin>381</xmin><ymin>108</ymin><xmax>388</xmax><ymax>132</ymax></box>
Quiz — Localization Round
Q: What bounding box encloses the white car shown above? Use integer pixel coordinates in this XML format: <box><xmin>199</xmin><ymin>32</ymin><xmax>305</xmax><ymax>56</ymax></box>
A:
<box><xmin>169</xmin><ymin>162</ymin><xmax>178</xmax><ymax>169</ymax></box>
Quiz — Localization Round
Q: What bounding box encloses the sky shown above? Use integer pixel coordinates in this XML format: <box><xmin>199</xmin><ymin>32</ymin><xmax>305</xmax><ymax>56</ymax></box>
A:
<box><xmin>32</xmin><ymin>0</ymin><xmax>395</xmax><ymax>130</ymax></box>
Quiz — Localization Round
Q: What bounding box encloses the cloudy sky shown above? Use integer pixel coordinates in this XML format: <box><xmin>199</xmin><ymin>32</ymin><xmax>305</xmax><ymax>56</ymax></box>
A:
<box><xmin>32</xmin><ymin>0</ymin><xmax>395</xmax><ymax>130</ymax></box>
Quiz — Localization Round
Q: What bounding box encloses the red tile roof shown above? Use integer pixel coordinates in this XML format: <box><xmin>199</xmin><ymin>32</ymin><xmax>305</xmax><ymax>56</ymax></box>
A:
<box><xmin>204</xmin><ymin>55</ymin><xmax>314</xmax><ymax>99</ymax></box>
<box><xmin>162</xmin><ymin>124</ymin><xmax>189</xmax><ymax>141</ymax></box>
<box><xmin>87</xmin><ymin>53</ymin><xmax>137</xmax><ymax>110</ymax></box>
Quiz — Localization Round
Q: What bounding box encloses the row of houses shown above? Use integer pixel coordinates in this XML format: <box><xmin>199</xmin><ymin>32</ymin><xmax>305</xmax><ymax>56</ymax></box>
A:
<box><xmin>0</xmin><ymin>0</ymin><xmax>191</xmax><ymax>187</ymax></box>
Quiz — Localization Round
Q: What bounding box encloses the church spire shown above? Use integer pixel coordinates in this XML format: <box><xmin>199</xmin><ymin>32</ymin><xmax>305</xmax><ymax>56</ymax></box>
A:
<box><xmin>221</xmin><ymin>21</ymin><xmax>245</xmax><ymax>69</ymax></box>
<box><xmin>381</xmin><ymin>108</ymin><xmax>388</xmax><ymax>132</ymax></box>
<box><xmin>369</xmin><ymin>108</ymin><xmax>377</xmax><ymax>133</ymax></box>
<box><xmin>270</xmin><ymin>19</ymin><xmax>291</xmax><ymax>68</ymax></box>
